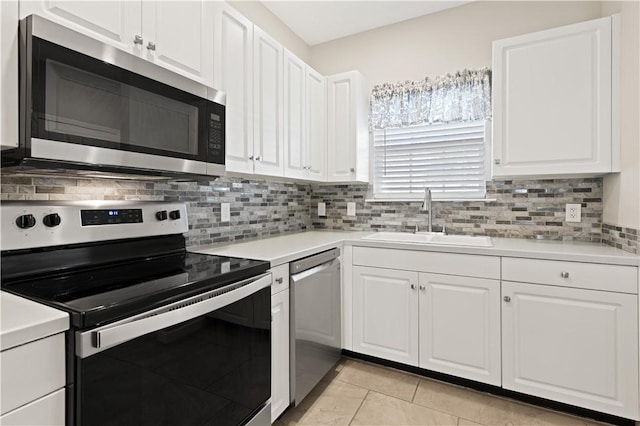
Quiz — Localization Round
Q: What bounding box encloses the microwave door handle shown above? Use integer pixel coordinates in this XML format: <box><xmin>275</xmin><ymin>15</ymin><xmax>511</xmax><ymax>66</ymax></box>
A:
<box><xmin>82</xmin><ymin>273</ymin><xmax>271</xmax><ymax>357</ymax></box>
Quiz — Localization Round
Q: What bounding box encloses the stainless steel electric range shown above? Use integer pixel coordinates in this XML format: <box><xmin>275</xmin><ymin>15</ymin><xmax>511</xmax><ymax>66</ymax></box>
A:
<box><xmin>1</xmin><ymin>201</ymin><xmax>272</xmax><ymax>426</ymax></box>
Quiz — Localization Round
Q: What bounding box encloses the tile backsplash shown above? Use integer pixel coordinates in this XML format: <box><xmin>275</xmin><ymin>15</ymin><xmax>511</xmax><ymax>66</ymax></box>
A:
<box><xmin>310</xmin><ymin>179</ymin><xmax>604</xmax><ymax>243</ymax></box>
<box><xmin>0</xmin><ymin>175</ymin><xmax>310</xmax><ymax>248</ymax></box>
<box><xmin>1</xmin><ymin>174</ymin><xmax>638</xmax><ymax>253</ymax></box>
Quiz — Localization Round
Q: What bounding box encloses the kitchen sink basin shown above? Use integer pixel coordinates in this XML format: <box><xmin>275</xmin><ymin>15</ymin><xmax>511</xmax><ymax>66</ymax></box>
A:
<box><xmin>361</xmin><ymin>232</ymin><xmax>493</xmax><ymax>247</ymax></box>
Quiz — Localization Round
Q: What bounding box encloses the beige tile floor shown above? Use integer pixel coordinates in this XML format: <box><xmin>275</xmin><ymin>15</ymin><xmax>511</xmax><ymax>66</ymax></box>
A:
<box><xmin>275</xmin><ymin>358</ymin><xmax>614</xmax><ymax>426</ymax></box>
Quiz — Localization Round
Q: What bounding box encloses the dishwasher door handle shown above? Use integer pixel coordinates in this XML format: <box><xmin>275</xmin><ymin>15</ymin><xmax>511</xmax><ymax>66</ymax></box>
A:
<box><xmin>290</xmin><ymin>259</ymin><xmax>339</xmax><ymax>283</ymax></box>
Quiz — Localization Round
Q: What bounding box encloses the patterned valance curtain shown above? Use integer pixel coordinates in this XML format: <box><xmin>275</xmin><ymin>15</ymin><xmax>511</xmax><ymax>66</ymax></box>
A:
<box><xmin>369</xmin><ymin>68</ymin><xmax>492</xmax><ymax>130</ymax></box>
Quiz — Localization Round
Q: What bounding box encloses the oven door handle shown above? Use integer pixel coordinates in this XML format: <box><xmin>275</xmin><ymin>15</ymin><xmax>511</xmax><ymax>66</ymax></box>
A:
<box><xmin>76</xmin><ymin>272</ymin><xmax>271</xmax><ymax>358</ymax></box>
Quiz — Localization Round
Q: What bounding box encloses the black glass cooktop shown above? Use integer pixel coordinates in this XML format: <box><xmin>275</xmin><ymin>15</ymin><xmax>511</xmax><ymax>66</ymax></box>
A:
<box><xmin>1</xmin><ymin>251</ymin><xmax>269</xmax><ymax>328</ymax></box>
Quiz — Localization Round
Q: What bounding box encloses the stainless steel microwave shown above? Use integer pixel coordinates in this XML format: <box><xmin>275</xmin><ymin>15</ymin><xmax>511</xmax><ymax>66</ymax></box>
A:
<box><xmin>3</xmin><ymin>15</ymin><xmax>225</xmax><ymax>179</ymax></box>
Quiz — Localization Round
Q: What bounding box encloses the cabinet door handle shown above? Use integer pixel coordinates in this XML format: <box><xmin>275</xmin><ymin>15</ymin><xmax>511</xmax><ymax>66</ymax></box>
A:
<box><xmin>419</xmin><ymin>285</ymin><xmax>426</xmax><ymax>291</ymax></box>
<box><xmin>560</xmin><ymin>272</ymin><xmax>570</xmax><ymax>278</ymax></box>
<box><xmin>410</xmin><ymin>284</ymin><xmax>416</xmax><ymax>290</ymax></box>
<box><xmin>350</xmin><ymin>167</ymin><xmax>355</xmax><ymax>173</ymax></box>
<box><xmin>249</xmin><ymin>155</ymin><xmax>254</xmax><ymax>160</ymax></box>
<box><xmin>275</xmin><ymin>277</ymin><xmax>283</xmax><ymax>284</ymax></box>
<box><xmin>147</xmin><ymin>41</ymin><xmax>156</xmax><ymax>51</ymax></box>
<box><xmin>134</xmin><ymin>35</ymin><xmax>143</xmax><ymax>45</ymax></box>
<box><xmin>503</xmin><ymin>296</ymin><xmax>511</xmax><ymax>302</ymax></box>
<box><xmin>255</xmin><ymin>156</ymin><xmax>261</xmax><ymax>161</ymax></box>
<box><xmin>494</xmin><ymin>159</ymin><xmax>501</xmax><ymax>165</ymax></box>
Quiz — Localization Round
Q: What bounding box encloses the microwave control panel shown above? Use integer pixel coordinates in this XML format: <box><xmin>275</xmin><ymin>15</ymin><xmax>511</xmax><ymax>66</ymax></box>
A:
<box><xmin>207</xmin><ymin>112</ymin><xmax>224</xmax><ymax>163</ymax></box>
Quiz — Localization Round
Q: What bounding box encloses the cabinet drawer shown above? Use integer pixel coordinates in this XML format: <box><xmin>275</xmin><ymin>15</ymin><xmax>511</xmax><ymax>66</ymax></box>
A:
<box><xmin>353</xmin><ymin>247</ymin><xmax>499</xmax><ymax>279</ymax></box>
<box><xmin>270</xmin><ymin>263</ymin><xmax>289</xmax><ymax>295</ymax></box>
<box><xmin>0</xmin><ymin>333</ymin><xmax>66</xmax><ymax>415</ymax></box>
<box><xmin>502</xmin><ymin>257</ymin><xmax>638</xmax><ymax>294</ymax></box>
<box><xmin>0</xmin><ymin>388</ymin><xmax>65</xmax><ymax>426</ymax></box>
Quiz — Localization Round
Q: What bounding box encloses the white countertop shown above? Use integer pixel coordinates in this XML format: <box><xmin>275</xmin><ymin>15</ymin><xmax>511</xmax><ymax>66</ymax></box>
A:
<box><xmin>1</xmin><ymin>292</ymin><xmax>69</xmax><ymax>351</ymax></box>
<box><xmin>191</xmin><ymin>231</ymin><xmax>639</xmax><ymax>267</ymax></box>
<box><xmin>191</xmin><ymin>231</ymin><xmax>372</xmax><ymax>266</ymax></box>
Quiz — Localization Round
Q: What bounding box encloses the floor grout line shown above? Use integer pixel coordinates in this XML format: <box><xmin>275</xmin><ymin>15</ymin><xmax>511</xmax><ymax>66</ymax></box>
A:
<box><xmin>348</xmin><ymin>389</ymin><xmax>370</xmax><ymax>426</ymax></box>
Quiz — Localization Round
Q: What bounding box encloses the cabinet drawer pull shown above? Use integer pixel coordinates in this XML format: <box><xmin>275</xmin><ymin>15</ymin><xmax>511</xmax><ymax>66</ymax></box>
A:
<box><xmin>134</xmin><ymin>35</ymin><xmax>143</xmax><ymax>45</ymax></box>
<box><xmin>560</xmin><ymin>272</ymin><xmax>570</xmax><ymax>278</ymax></box>
<box><xmin>275</xmin><ymin>277</ymin><xmax>283</xmax><ymax>284</ymax></box>
<box><xmin>504</xmin><ymin>296</ymin><xmax>511</xmax><ymax>302</ymax></box>
<box><xmin>494</xmin><ymin>159</ymin><xmax>501</xmax><ymax>165</ymax></box>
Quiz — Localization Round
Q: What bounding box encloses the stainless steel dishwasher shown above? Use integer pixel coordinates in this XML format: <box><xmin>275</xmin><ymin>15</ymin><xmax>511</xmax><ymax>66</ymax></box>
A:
<box><xmin>290</xmin><ymin>248</ymin><xmax>342</xmax><ymax>406</ymax></box>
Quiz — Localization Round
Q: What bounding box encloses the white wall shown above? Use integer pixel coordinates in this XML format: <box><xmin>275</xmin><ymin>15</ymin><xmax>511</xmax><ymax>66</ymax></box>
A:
<box><xmin>601</xmin><ymin>1</ymin><xmax>640</xmax><ymax>229</ymax></box>
<box><xmin>310</xmin><ymin>1</ymin><xmax>639</xmax><ymax>230</ymax></box>
<box><xmin>228</xmin><ymin>1</ymin><xmax>311</xmax><ymax>62</ymax></box>
<box><xmin>310</xmin><ymin>1</ymin><xmax>602</xmax><ymax>92</ymax></box>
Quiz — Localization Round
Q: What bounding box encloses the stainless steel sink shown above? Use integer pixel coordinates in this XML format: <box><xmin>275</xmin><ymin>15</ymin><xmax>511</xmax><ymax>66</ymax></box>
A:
<box><xmin>361</xmin><ymin>232</ymin><xmax>493</xmax><ymax>247</ymax></box>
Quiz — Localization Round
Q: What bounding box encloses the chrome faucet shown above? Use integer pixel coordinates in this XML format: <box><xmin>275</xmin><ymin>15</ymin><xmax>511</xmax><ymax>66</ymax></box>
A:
<box><xmin>421</xmin><ymin>187</ymin><xmax>432</xmax><ymax>233</ymax></box>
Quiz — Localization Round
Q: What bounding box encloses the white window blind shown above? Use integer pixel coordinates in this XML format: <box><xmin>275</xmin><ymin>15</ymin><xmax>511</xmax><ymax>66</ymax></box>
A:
<box><xmin>373</xmin><ymin>120</ymin><xmax>488</xmax><ymax>200</ymax></box>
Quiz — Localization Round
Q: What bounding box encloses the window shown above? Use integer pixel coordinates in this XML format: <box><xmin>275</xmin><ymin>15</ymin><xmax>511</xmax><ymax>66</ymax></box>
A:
<box><xmin>372</xmin><ymin>120</ymin><xmax>489</xmax><ymax>200</ymax></box>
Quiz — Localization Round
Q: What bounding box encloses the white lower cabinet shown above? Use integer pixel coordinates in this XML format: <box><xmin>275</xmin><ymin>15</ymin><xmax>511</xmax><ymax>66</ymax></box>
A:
<box><xmin>502</xmin><ymin>281</ymin><xmax>639</xmax><ymax>419</ymax></box>
<box><xmin>270</xmin><ymin>265</ymin><xmax>290</xmax><ymax>423</ymax></box>
<box><xmin>352</xmin><ymin>266</ymin><xmax>419</xmax><ymax>365</ymax></box>
<box><xmin>419</xmin><ymin>273</ymin><xmax>501</xmax><ymax>386</ymax></box>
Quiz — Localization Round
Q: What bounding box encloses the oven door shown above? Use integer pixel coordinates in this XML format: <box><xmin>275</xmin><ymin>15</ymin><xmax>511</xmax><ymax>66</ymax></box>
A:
<box><xmin>75</xmin><ymin>273</ymin><xmax>271</xmax><ymax>426</ymax></box>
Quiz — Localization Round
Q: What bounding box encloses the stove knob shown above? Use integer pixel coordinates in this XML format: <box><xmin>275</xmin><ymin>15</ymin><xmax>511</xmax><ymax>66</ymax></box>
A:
<box><xmin>156</xmin><ymin>210</ymin><xmax>168</xmax><ymax>221</ymax></box>
<box><xmin>43</xmin><ymin>213</ymin><xmax>62</xmax><ymax>227</ymax></box>
<box><xmin>16</xmin><ymin>214</ymin><xmax>36</xmax><ymax>229</ymax></box>
<box><xmin>169</xmin><ymin>210</ymin><xmax>181</xmax><ymax>220</ymax></box>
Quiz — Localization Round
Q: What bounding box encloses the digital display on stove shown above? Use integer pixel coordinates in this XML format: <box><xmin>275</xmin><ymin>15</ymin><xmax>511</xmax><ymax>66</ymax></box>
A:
<box><xmin>81</xmin><ymin>209</ymin><xmax>143</xmax><ymax>226</ymax></box>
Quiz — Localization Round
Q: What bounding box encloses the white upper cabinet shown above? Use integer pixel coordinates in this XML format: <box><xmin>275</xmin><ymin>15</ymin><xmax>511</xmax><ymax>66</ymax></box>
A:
<box><xmin>253</xmin><ymin>26</ymin><xmax>284</xmax><ymax>176</ymax></box>
<box><xmin>214</xmin><ymin>2</ymin><xmax>254</xmax><ymax>174</ymax></box>
<box><xmin>283</xmin><ymin>49</ymin><xmax>328</xmax><ymax>181</ymax></box>
<box><xmin>19</xmin><ymin>0</ymin><xmax>141</xmax><ymax>53</ymax></box>
<box><xmin>141</xmin><ymin>1</ymin><xmax>213</xmax><ymax>86</ymax></box>
<box><xmin>1</xmin><ymin>0</ymin><xmax>19</xmax><ymax>150</ymax></box>
<box><xmin>305</xmin><ymin>66</ymin><xmax>327</xmax><ymax>181</ymax></box>
<box><xmin>492</xmin><ymin>15</ymin><xmax>618</xmax><ymax>179</ymax></box>
<box><xmin>20</xmin><ymin>1</ymin><xmax>213</xmax><ymax>86</ymax></box>
<box><xmin>283</xmin><ymin>49</ymin><xmax>308</xmax><ymax>179</ymax></box>
<box><xmin>327</xmin><ymin>71</ymin><xmax>369</xmax><ymax>183</ymax></box>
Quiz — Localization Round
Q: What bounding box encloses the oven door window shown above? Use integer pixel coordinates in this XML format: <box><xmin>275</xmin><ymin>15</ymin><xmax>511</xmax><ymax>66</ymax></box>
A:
<box><xmin>77</xmin><ymin>287</ymin><xmax>271</xmax><ymax>426</ymax></box>
<box><xmin>31</xmin><ymin>38</ymin><xmax>208</xmax><ymax>162</ymax></box>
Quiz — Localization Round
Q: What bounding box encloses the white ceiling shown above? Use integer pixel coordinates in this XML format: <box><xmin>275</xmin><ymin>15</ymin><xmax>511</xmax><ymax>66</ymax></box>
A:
<box><xmin>261</xmin><ymin>1</ymin><xmax>472</xmax><ymax>46</ymax></box>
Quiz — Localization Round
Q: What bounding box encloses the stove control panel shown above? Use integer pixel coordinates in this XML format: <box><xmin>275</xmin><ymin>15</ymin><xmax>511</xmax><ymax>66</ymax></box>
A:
<box><xmin>1</xmin><ymin>201</ymin><xmax>189</xmax><ymax>251</ymax></box>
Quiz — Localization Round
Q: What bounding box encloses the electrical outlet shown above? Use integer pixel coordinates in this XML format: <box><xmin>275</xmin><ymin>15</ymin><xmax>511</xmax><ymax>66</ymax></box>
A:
<box><xmin>565</xmin><ymin>203</ymin><xmax>582</xmax><ymax>222</ymax></box>
<box><xmin>221</xmin><ymin>203</ymin><xmax>230</xmax><ymax>222</ymax></box>
<box><xmin>318</xmin><ymin>202</ymin><xmax>326</xmax><ymax>217</ymax></box>
<box><xmin>347</xmin><ymin>202</ymin><xmax>356</xmax><ymax>216</ymax></box>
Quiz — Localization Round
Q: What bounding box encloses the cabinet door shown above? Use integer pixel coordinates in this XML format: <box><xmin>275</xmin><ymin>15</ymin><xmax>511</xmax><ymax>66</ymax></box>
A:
<box><xmin>283</xmin><ymin>49</ymin><xmax>307</xmax><ymax>179</ymax></box>
<box><xmin>1</xmin><ymin>0</ymin><xmax>18</xmax><ymax>149</ymax></box>
<box><xmin>418</xmin><ymin>273</ymin><xmax>501</xmax><ymax>386</ymax></box>
<box><xmin>305</xmin><ymin>66</ymin><xmax>327</xmax><ymax>181</ymax></box>
<box><xmin>19</xmin><ymin>0</ymin><xmax>141</xmax><ymax>53</ymax></box>
<box><xmin>141</xmin><ymin>1</ymin><xmax>213</xmax><ymax>87</ymax></box>
<box><xmin>271</xmin><ymin>289</ymin><xmax>290</xmax><ymax>422</ymax></box>
<box><xmin>502</xmin><ymin>281</ymin><xmax>638</xmax><ymax>419</ymax></box>
<box><xmin>353</xmin><ymin>266</ymin><xmax>419</xmax><ymax>365</ymax></box>
<box><xmin>253</xmin><ymin>26</ymin><xmax>284</xmax><ymax>177</ymax></box>
<box><xmin>213</xmin><ymin>2</ymin><xmax>254</xmax><ymax>174</ymax></box>
<box><xmin>327</xmin><ymin>71</ymin><xmax>368</xmax><ymax>183</ymax></box>
<box><xmin>492</xmin><ymin>16</ymin><xmax>613</xmax><ymax>178</ymax></box>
